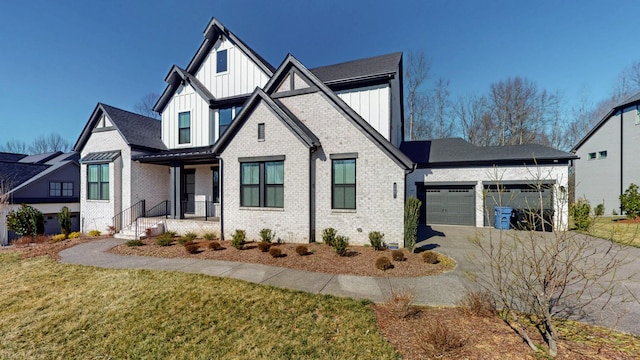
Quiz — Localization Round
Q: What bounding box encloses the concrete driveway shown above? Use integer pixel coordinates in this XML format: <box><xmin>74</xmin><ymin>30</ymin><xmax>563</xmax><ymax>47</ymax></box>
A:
<box><xmin>418</xmin><ymin>225</ymin><xmax>640</xmax><ymax>336</ymax></box>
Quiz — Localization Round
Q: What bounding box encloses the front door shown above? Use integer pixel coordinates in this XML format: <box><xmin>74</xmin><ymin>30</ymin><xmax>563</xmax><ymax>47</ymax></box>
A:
<box><xmin>184</xmin><ymin>169</ymin><xmax>196</xmax><ymax>214</ymax></box>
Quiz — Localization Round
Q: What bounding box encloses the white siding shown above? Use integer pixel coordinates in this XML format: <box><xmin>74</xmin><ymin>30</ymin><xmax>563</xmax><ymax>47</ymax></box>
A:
<box><xmin>162</xmin><ymin>84</ymin><xmax>211</xmax><ymax>148</ymax></box>
<box><xmin>337</xmin><ymin>84</ymin><xmax>391</xmax><ymax>142</ymax></box>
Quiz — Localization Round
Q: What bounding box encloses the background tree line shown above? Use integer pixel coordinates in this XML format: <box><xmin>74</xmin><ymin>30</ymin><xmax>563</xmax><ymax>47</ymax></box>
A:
<box><xmin>405</xmin><ymin>51</ymin><xmax>640</xmax><ymax>151</ymax></box>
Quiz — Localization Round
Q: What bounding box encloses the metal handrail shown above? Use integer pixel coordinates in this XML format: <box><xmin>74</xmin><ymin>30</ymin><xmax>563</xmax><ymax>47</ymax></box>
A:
<box><xmin>112</xmin><ymin>200</ymin><xmax>145</xmax><ymax>233</ymax></box>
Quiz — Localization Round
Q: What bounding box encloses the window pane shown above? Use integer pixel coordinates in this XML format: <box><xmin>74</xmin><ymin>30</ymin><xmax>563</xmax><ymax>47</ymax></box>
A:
<box><xmin>266</xmin><ymin>161</ymin><xmax>283</xmax><ymax>184</ymax></box>
<box><xmin>343</xmin><ymin>186</ymin><xmax>356</xmax><ymax>209</ymax></box>
<box><xmin>266</xmin><ymin>185</ymin><xmax>284</xmax><ymax>208</ymax></box>
<box><xmin>101</xmin><ymin>183</ymin><xmax>109</xmax><ymax>200</ymax></box>
<box><xmin>88</xmin><ymin>183</ymin><xmax>99</xmax><ymax>200</ymax></box>
<box><xmin>100</xmin><ymin>164</ymin><xmax>109</xmax><ymax>182</ymax></box>
<box><xmin>50</xmin><ymin>182</ymin><xmax>60</xmax><ymax>197</ymax></box>
<box><xmin>241</xmin><ymin>163</ymin><xmax>259</xmax><ymax>185</ymax></box>
<box><xmin>343</xmin><ymin>161</ymin><xmax>355</xmax><ymax>184</ymax></box>
<box><xmin>241</xmin><ymin>185</ymin><xmax>259</xmax><ymax>207</ymax></box>
<box><xmin>63</xmin><ymin>182</ymin><xmax>73</xmax><ymax>197</ymax></box>
<box><xmin>87</xmin><ymin>165</ymin><xmax>98</xmax><ymax>182</ymax></box>
<box><xmin>217</xmin><ymin>49</ymin><xmax>227</xmax><ymax>73</ymax></box>
<box><xmin>219</xmin><ymin>108</ymin><xmax>233</xmax><ymax>137</ymax></box>
<box><xmin>333</xmin><ymin>187</ymin><xmax>345</xmax><ymax>209</ymax></box>
<box><xmin>179</xmin><ymin>112</ymin><xmax>190</xmax><ymax>128</ymax></box>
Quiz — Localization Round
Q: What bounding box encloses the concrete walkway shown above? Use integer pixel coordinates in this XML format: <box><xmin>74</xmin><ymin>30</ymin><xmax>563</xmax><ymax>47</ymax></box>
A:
<box><xmin>58</xmin><ymin>226</ymin><xmax>640</xmax><ymax>336</ymax></box>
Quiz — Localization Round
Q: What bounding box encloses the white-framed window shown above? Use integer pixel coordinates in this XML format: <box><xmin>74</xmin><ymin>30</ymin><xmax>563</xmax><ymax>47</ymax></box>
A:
<box><xmin>217</xmin><ymin>49</ymin><xmax>228</xmax><ymax>73</ymax></box>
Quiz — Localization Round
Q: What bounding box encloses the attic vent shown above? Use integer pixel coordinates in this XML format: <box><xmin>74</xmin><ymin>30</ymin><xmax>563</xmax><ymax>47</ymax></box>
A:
<box><xmin>258</xmin><ymin>123</ymin><xmax>265</xmax><ymax>141</ymax></box>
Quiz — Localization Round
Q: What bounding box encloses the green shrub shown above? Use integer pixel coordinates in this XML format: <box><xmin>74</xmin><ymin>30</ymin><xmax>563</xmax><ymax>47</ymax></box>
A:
<box><xmin>203</xmin><ymin>232</ymin><xmax>217</xmax><ymax>240</ymax></box>
<box><xmin>322</xmin><ymin>228</ymin><xmax>337</xmax><ymax>247</ymax></box>
<box><xmin>208</xmin><ymin>241</ymin><xmax>223</xmax><ymax>250</ymax></box>
<box><xmin>88</xmin><ymin>230</ymin><xmax>101</xmax><ymax>237</ymax></box>
<box><xmin>404</xmin><ymin>197</ymin><xmax>422</xmax><ymax>253</ymax></box>
<box><xmin>68</xmin><ymin>231</ymin><xmax>81</xmax><ymax>239</ymax></box>
<box><xmin>269</xmin><ymin>247</ymin><xmax>282</xmax><ymax>258</ymax></box>
<box><xmin>259</xmin><ymin>228</ymin><xmax>275</xmax><ymax>243</ymax></box>
<box><xmin>177</xmin><ymin>237</ymin><xmax>194</xmax><ymax>245</ymax></box>
<box><xmin>422</xmin><ymin>250</ymin><xmax>439</xmax><ymax>264</ymax></box>
<box><xmin>295</xmin><ymin>245</ymin><xmax>309</xmax><ymax>256</ymax></box>
<box><xmin>184</xmin><ymin>232</ymin><xmax>198</xmax><ymax>241</ymax></box>
<box><xmin>58</xmin><ymin>206</ymin><xmax>71</xmax><ymax>236</ymax></box>
<box><xmin>231</xmin><ymin>229</ymin><xmax>246</xmax><ymax>250</ymax></box>
<box><xmin>185</xmin><ymin>243</ymin><xmax>200</xmax><ymax>254</ymax></box>
<box><xmin>391</xmin><ymin>249</ymin><xmax>406</xmax><ymax>262</ymax></box>
<box><xmin>6</xmin><ymin>204</ymin><xmax>44</xmax><ymax>238</ymax></box>
<box><xmin>257</xmin><ymin>242</ymin><xmax>271</xmax><ymax>252</ymax></box>
<box><xmin>570</xmin><ymin>198</ymin><xmax>591</xmax><ymax>230</ymax></box>
<box><xmin>126</xmin><ymin>239</ymin><xmax>144</xmax><ymax>247</ymax></box>
<box><xmin>51</xmin><ymin>234</ymin><xmax>67</xmax><ymax>243</ymax></box>
<box><xmin>368</xmin><ymin>231</ymin><xmax>386</xmax><ymax>250</ymax></box>
<box><xmin>156</xmin><ymin>232</ymin><xmax>174</xmax><ymax>246</ymax></box>
<box><xmin>375</xmin><ymin>257</ymin><xmax>393</xmax><ymax>271</ymax></box>
<box><xmin>594</xmin><ymin>203</ymin><xmax>605</xmax><ymax>216</ymax></box>
<box><xmin>620</xmin><ymin>183</ymin><xmax>640</xmax><ymax>219</ymax></box>
<box><xmin>333</xmin><ymin>235</ymin><xmax>349</xmax><ymax>256</ymax></box>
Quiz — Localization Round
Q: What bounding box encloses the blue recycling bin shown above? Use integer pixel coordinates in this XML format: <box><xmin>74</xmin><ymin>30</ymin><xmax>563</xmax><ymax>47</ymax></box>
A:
<box><xmin>494</xmin><ymin>207</ymin><xmax>512</xmax><ymax>230</ymax></box>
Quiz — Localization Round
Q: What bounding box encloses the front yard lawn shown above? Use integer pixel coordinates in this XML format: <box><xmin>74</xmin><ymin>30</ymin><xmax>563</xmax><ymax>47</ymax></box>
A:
<box><xmin>584</xmin><ymin>216</ymin><xmax>640</xmax><ymax>247</ymax></box>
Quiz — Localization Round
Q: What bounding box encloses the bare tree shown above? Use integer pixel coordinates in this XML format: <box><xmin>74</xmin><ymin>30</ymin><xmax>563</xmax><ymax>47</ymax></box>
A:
<box><xmin>29</xmin><ymin>133</ymin><xmax>70</xmax><ymax>153</ymax></box>
<box><xmin>470</xmin><ymin>168</ymin><xmax>629</xmax><ymax>358</ymax></box>
<box><xmin>427</xmin><ymin>78</ymin><xmax>456</xmax><ymax>139</ymax></box>
<box><xmin>455</xmin><ymin>94</ymin><xmax>495</xmax><ymax>146</ymax></box>
<box><xmin>404</xmin><ymin>51</ymin><xmax>430</xmax><ymax>140</ymax></box>
<box><xmin>134</xmin><ymin>92</ymin><xmax>161</xmax><ymax>119</ymax></box>
<box><xmin>0</xmin><ymin>139</ymin><xmax>29</xmax><ymax>154</ymax></box>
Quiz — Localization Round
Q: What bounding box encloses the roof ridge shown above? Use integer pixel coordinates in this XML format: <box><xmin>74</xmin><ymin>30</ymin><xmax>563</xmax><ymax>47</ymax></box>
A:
<box><xmin>310</xmin><ymin>51</ymin><xmax>402</xmax><ymax>71</ymax></box>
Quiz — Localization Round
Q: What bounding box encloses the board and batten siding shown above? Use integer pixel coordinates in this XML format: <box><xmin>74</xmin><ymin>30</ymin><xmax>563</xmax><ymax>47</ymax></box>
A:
<box><xmin>195</xmin><ymin>37</ymin><xmax>270</xmax><ymax>98</ymax></box>
<box><xmin>162</xmin><ymin>83</ymin><xmax>210</xmax><ymax>149</ymax></box>
<box><xmin>336</xmin><ymin>84</ymin><xmax>391</xmax><ymax>143</ymax></box>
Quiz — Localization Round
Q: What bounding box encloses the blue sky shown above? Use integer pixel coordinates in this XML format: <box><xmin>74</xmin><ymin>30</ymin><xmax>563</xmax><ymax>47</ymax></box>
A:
<box><xmin>1</xmin><ymin>0</ymin><xmax>639</xmax><ymax>148</ymax></box>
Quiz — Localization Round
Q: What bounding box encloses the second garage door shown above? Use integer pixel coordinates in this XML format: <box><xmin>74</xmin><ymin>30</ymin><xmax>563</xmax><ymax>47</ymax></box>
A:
<box><xmin>424</xmin><ymin>186</ymin><xmax>476</xmax><ymax>226</ymax></box>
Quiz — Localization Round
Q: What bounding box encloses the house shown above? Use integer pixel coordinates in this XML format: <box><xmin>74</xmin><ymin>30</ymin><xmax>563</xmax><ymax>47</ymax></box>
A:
<box><xmin>402</xmin><ymin>138</ymin><xmax>576</xmax><ymax>230</ymax></box>
<box><xmin>76</xmin><ymin>17</ymin><xmax>575</xmax><ymax>245</ymax></box>
<box><xmin>572</xmin><ymin>92</ymin><xmax>640</xmax><ymax>214</ymax></box>
<box><xmin>0</xmin><ymin>151</ymin><xmax>80</xmax><ymax>245</ymax></box>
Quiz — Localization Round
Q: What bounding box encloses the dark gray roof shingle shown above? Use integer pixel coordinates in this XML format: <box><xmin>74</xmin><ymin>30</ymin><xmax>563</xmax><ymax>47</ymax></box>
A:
<box><xmin>401</xmin><ymin>138</ymin><xmax>576</xmax><ymax>165</ymax></box>
<box><xmin>311</xmin><ymin>52</ymin><xmax>402</xmax><ymax>85</ymax></box>
<box><xmin>0</xmin><ymin>151</ymin><xmax>78</xmax><ymax>194</ymax></box>
<box><xmin>0</xmin><ymin>152</ymin><xmax>27</xmax><ymax>162</ymax></box>
<box><xmin>99</xmin><ymin>104</ymin><xmax>166</xmax><ymax>151</ymax></box>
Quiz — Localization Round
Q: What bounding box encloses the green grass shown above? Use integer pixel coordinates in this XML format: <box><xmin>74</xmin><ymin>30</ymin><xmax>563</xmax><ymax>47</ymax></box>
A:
<box><xmin>581</xmin><ymin>216</ymin><xmax>640</xmax><ymax>247</ymax></box>
<box><xmin>0</xmin><ymin>252</ymin><xmax>399</xmax><ymax>359</ymax></box>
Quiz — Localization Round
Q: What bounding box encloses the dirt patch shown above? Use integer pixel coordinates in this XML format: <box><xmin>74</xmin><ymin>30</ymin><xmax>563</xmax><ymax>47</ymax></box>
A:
<box><xmin>109</xmin><ymin>238</ymin><xmax>454</xmax><ymax>277</ymax></box>
<box><xmin>616</xmin><ymin>218</ymin><xmax>640</xmax><ymax>224</ymax></box>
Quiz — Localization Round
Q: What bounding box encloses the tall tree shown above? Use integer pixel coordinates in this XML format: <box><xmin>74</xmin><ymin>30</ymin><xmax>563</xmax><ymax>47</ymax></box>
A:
<box><xmin>0</xmin><ymin>139</ymin><xmax>29</xmax><ymax>154</ymax></box>
<box><xmin>428</xmin><ymin>78</ymin><xmax>455</xmax><ymax>139</ymax></box>
<box><xmin>455</xmin><ymin>94</ymin><xmax>494</xmax><ymax>146</ymax></box>
<box><xmin>134</xmin><ymin>92</ymin><xmax>161</xmax><ymax>119</ymax></box>
<box><xmin>29</xmin><ymin>133</ymin><xmax>70</xmax><ymax>153</ymax></box>
<box><xmin>404</xmin><ymin>51</ymin><xmax>430</xmax><ymax>140</ymax></box>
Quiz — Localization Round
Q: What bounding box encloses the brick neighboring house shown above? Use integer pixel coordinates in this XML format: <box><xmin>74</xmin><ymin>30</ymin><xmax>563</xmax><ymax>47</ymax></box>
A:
<box><xmin>0</xmin><ymin>151</ymin><xmax>80</xmax><ymax>245</ymax></box>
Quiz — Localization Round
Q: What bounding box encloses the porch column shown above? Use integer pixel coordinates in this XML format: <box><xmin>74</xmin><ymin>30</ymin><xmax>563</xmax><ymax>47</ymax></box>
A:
<box><xmin>170</xmin><ymin>162</ymin><xmax>183</xmax><ymax>219</ymax></box>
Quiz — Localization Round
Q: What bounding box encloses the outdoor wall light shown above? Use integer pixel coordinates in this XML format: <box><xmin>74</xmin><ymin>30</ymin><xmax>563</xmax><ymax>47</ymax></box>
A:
<box><xmin>393</xmin><ymin>182</ymin><xmax>397</xmax><ymax>199</ymax></box>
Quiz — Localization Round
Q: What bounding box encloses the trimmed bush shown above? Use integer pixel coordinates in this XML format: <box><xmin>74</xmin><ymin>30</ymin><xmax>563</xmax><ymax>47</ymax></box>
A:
<box><xmin>126</xmin><ymin>239</ymin><xmax>144</xmax><ymax>247</ymax></box>
<box><xmin>68</xmin><ymin>232</ymin><xmax>81</xmax><ymax>239</ymax></box>
<box><xmin>391</xmin><ymin>249</ymin><xmax>406</xmax><ymax>262</ymax></box>
<box><xmin>269</xmin><ymin>247</ymin><xmax>282</xmax><ymax>258</ymax></box>
<box><xmin>231</xmin><ymin>229</ymin><xmax>246</xmax><ymax>250</ymax></box>
<box><xmin>375</xmin><ymin>256</ymin><xmax>393</xmax><ymax>271</ymax></box>
<box><xmin>208</xmin><ymin>241</ymin><xmax>223</xmax><ymax>250</ymax></box>
<box><xmin>422</xmin><ymin>250</ymin><xmax>439</xmax><ymax>264</ymax></box>
<box><xmin>185</xmin><ymin>243</ymin><xmax>200</xmax><ymax>254</ymax></box>
<box><xmin>155</xmin><ymin>232</ymin><xmax>174</xmax><ymax>246</ymax></box>
<box><xmin>322</xmin><ymin>228</ymin><xmax>337</xmax><ymax>247</ymax></box>
<box><xmin>333</xmin><ymin>235</ymin><xmax>349</xmax><ymax>256</ymax></box>
<box><xmin>259</xmin><ymin>228</ymin><xmax>275</xmax><ymax>243</ymax></box>
<box><xmin>404</xmin><ymin>197</ymin><xmax>422</xmax><ymax>253</ymax></box>
<box><xmin>257</xmin><ymin>242</ymin><xmax>271</xmax><ymax>252</ymax></box>
<box><xmin>295</xmin><ymin>245</ymin><xmax>309</xmax><ymax>256</ymax></box>
<box><xmin>368</xmin><ymin>231</ymin><xmax>386</xmax><ymax>250</ymax></box>
<box><xmin>203</xmin><ymin>232</ymin><xmax>217</xmax><ymax>240</ymax></box>
<box><xmin>51</xmin><ymin>234</ymin><xmax>67</xmax><ymax>243</ymax></box>
<box><xmin>58</xmin><ymin>206</ymin><xmax>71</xmax><ymax>236</ymax></box>
<box><xmin>88</xmin><ymin>230</ymin><xmax>101</xmax><ymax>237</ymax></box>
<box><xmin>620</xmin><ymin>183</ymin><xmax>640</xmax><ymax>219</ymax></box>
<box><xmin>570</xmin><ymin>198</ymin><xmax>591</xmax><ymax>230</ymax></box>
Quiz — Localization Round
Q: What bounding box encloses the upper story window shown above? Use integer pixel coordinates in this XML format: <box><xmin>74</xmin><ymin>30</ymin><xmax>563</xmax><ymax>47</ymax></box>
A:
<box><xmin>240</xmin><ymin>160</ymin><xmax>284</xmax><ymax>208</ymax></box>
<box><xmin>598</xmin><ymin>151</ymin><xmax>608</xmax><ymax>159</ymax></box>
<box><xmin>219</xmin><ymin>106</ymin><xmax>242</xmax><ymax>138</ymax></box>
<box><xmin>588</xmin><ymin>152</ymin><xmax>596</xmax><ymax>160</ymax></box>
<box><xmin>332</xmin><ymin>158</ymin><xmax>356</xmax><ymax>210</ymax></box>
<box><xmin>258</xmin><ymin>123</ymin><xmax>265</xmax><ymax>141</ymax></box>
<box><xmin>178</xmin><ymin>111</ymin><xmax>191</xmax><ymax>144</ymax></box>
<box><xmin>217</xmin><ymin>49</ymin><xmax>228</xmax><ymax>73</ymax></box>
<box><xmin>50</xmin><ymin>182</ymin><xmax>73</xmax><ymax>197</ymax></box>
<box><xmin>87</xmin><ymin>164</ymin><xmax>109</xmax><ymax>200</ymax></box>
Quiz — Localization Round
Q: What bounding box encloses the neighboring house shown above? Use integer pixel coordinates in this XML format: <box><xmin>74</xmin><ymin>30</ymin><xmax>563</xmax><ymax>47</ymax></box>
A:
<box><xmin>0</xmin><ymin>151</ymin><xmax>80</xmax><ymax>245</ymax></box>
<box><xmin>572</xmin><ymin>92</ymin><xmax>640</xmax><ymax>214</ymax></box>
<box><xmin>76</xmin><ymin>17</ymin><xmax>575</xmax><ymax>244</ymax></box>
<box><xmin>402</xmin><ymin>138</ymin><xmax>576</xmax><ymax>230</ymax></box>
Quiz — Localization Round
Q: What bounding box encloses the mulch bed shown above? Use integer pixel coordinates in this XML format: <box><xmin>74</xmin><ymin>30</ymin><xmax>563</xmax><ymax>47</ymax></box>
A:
<box><xmin>109</xmin><ymin>238</ymin><xmax>454</xmax><ymax>277</ymax></box>
<box><xmin>0</xmin><ymin>236</ymin><xmax>93</xmax><ymax>260</ymax></box>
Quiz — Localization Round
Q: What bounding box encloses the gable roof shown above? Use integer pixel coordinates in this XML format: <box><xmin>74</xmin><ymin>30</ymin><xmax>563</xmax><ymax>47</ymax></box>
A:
<box><xmin>154</xmin><ymin>18</ymin><xmax>275</xmax><ymax>113</ymax></box>
<box><xmin>310</xmin><ymin>52</ymin><xmax>402</xmax><ymax>86</ymax></box>
<box><xmin>74</xmin><ymin>103</ymin><xmax>166</xmax><ymax>153</ymax></box>
<box><xmin>0</xmin><ymin>152</ymin><xmax>28</xmax><ymax>162</ymax></box>
<box><xmin>572</xmin><ymin>91</ymin><xmax>640</xmax><ymax>152</ymax></box>
<box><xmin>0</xmin><ymin>151</ymin><xmax>79</xmax><ymax>196</ymax></box>
<box><xmin>401</xmin><ymin>138</ymin><xmax>576</xmax><ymax>166</ymax></box>
<box><xmin>213</xmin><ymin>87</ymin><xmax>320</xmax><ymax>154</ymax></box>
<box><xmin>262</xmin><ymin>54</ymin><xmax>414</xmax><ymax>171</ymax></box>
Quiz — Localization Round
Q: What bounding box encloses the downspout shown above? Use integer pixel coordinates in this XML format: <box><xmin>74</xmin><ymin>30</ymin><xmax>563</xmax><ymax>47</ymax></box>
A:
<box><xmin>219</xmin><ymin>157</ymin><xmax>224</xmax><ymax>240</ymax></box>
<box><xmin>620</xmin><ymin>109</ymin><xmax>624</xmax><ymax>214</ymax></box>
<box><xmin>309</xmin><ymin>146</ymin><xmax>317</xmax><ymax>242</ymax></box>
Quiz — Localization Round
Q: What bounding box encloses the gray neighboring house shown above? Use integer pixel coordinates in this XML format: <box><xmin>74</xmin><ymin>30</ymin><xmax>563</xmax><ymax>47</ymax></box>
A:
<box><xmin>572</xmin><ymin>92</ymin><xmax>640</xmax><ymax>214</ymax></box>
<box><xmin>0</xmin><ymin>151</ymin><xmax>80</xmax><ymax>245</ymax></box>
<box><xmin>401</xmin><ymin>138</ymin><xmax>576</xmax><ymax>230</ymax></box>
